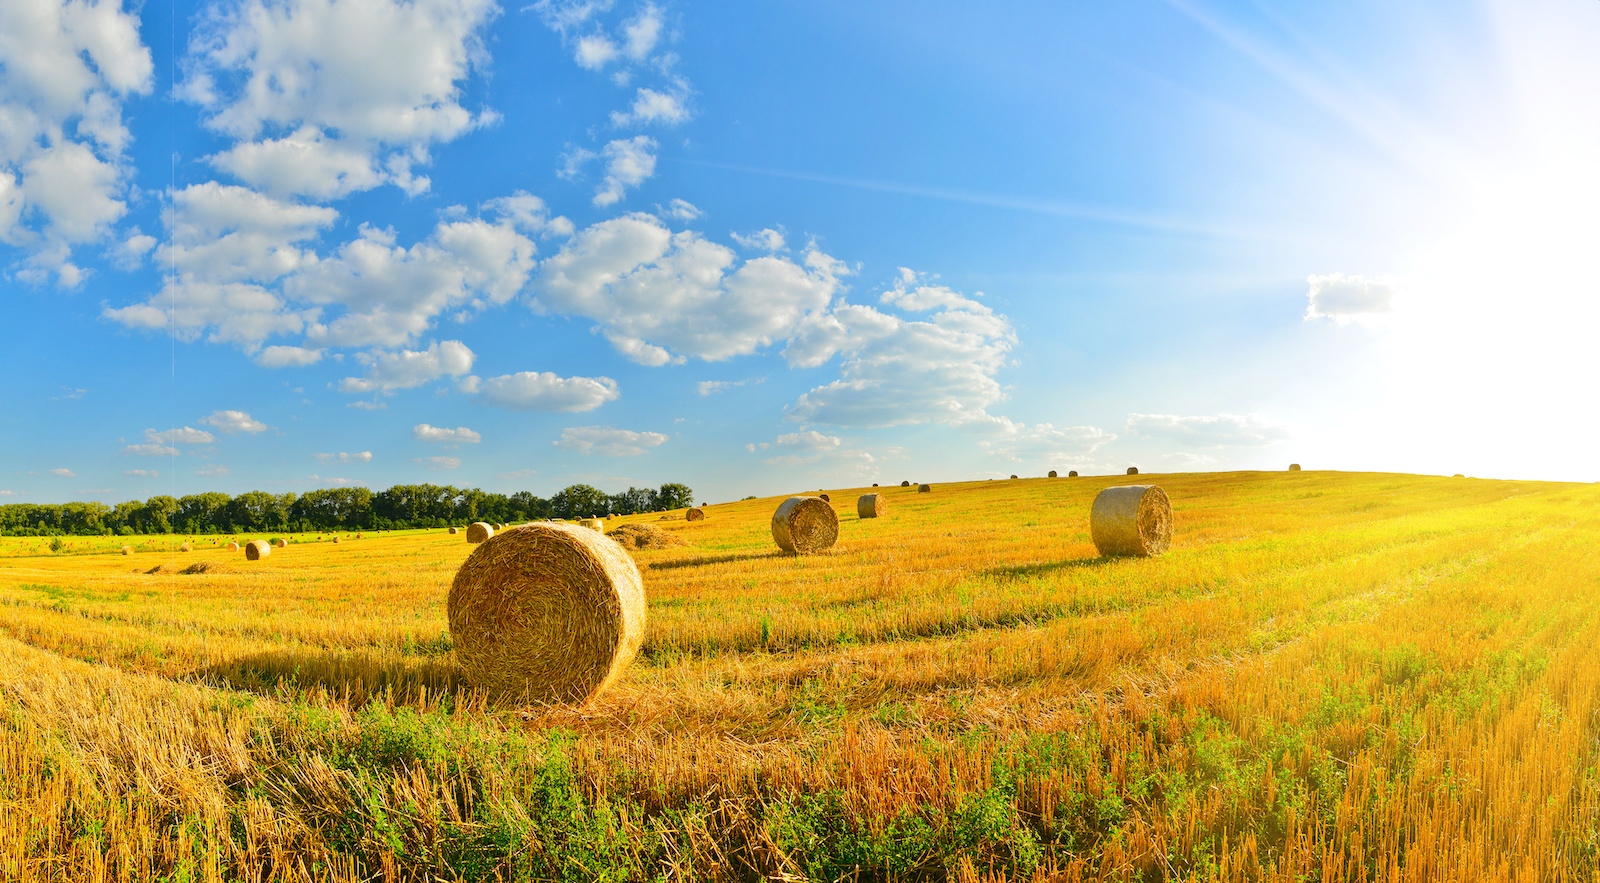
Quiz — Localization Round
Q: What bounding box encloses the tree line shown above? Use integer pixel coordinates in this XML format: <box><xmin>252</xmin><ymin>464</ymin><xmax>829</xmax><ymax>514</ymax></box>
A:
<box><xmin>0</xmin><ymin>482</ymin><xmax>695</xmax><ymax>536</ymax></box>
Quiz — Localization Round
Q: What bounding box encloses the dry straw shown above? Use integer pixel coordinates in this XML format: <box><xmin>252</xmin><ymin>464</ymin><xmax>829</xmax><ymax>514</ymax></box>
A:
<box><xmin>1010</xmin><ymin>474</ymin><xmax>1018</xmax><ymax>479</ymax></box>
<box><xmin>333</xmin><ymin>536</ymin><xmax>343</xmax><ymax>544</ymax></box>
<box><xmin>467</xmin><ymin>522</ymin><xmax>494</xmax><ymax>544</ymax></box>
<box><xmin>1090</xmin><ymin>485</ymin><xmax>1172</xmax><ymax>558</ymax></box>
<box><xmin>818</xmin><ymin>494</ymin><xmax>831</xmax><ymax>502</ymax></box>
<box><xmin>274</xmin><ymin>538</ymin><xmax>288</xmax><ymax>548</ymax></box>
<box><xmin>227</xmin><ymin>542</ymin><xmax>240</xmax><ymax>552</ymax></box>
<box><xmin>1127</xmin><ymin>466</ymin><xmax>1140</xmax><ymax>475</ymax></box>
<box><xmin>121</xmin><ymin>545</ymin><xmax>133</xmax><ymax>556</ymax></box>
<box><xmin>1069</xmin><ymin>470</ymin><xmax>1079</xmax><ymax>477</ymax></box>
<box><xmin>1289</xmin><ymin>463</ymin><xmax>1302</xmax><ymax>472</ymax></box>
<box><xmin>448</xmin><ymin>523</ymin><xmax>646</xmax><ymax>705</ymax></box>
<box><xmin>686</xmin><ymin>507</ymin><xmax>705</xmax><ymax>522</ymax></box>
<box><xmin>901</xmin><ymin>480</ymin><xmax>911</xmax><ymax>487</ymax></box>
<box><xmin>1048</xmin><ymin>470</ymin><xmax>1058</xmax><ymax>478</ymax></box>
<box><xmin>918</xmin><ymin>484</ymin><xmax>931</xmax><ymax>493</ymax></box>
<box><xmin>579</xmin><ymin>518</ymin><xmax>604</xmax><ymax>531</ymax></box>
<box><xmin>180</xmin><ymin>542</ymin><xmax>192</xmax><ymax>552</ymax></box>
<box><xmin>857</xmin><ymin>493</ymin><xmax>887</xmax><ymax>519</ymax></box>
<box><xmin>606</xmin><ymin>523</ymin><xmax>688</xmax><ymax>550</ymax></box>
<box><xmin>244</xmin><ymin>540</ymin><xmax>271</xmax><ymax>561</ymax></box>
<box><xmin>449</xmin><ymin>527</ymin><xmax>460</xmax><ymax>535</ymax></box>
<box><xmin>771</xmin><ymin>496</ymin><xmax>839</xmax><ymax>554</ymax></box>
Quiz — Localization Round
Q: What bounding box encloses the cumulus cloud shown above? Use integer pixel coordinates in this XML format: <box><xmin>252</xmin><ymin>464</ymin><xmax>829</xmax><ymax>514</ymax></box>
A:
<box><xmin>977</xmin><ymin>423</ymin><xmax>1117</xmax><ymax>464</ymax></box>
<box><xmin>553</xmin><ymin>425</ymin><xmax>668</xmax><ymax>457</ymax></box>
<box><xmin>199</xmin><ymin>410</ymin><xmax>268</xmax><ymax>434</ymax></box>
<box><xmin>255</xmin><ymin>345</ymin><xmax>324</xmax><ymax>367</ymax></box>
<box><xmin>123</xmin><ymin>469</ymin><xmax>159</xmax><ymax>477</ymax></box>
<box><xmin>195</xmin><ymin>466</ymin><xmax>230</xmax><ymax>477</ymax></box>
<box><xmin>148</xmin><ymin>427</ymin><xmax>216</xmax><ymax>445</ymax></box>
<box><xmin>696</xmin><ymin>377</ymin><xmax>763</xmax><ymax>395</ymax></box>
<box><xmin>731</xmin><ymin>227</ymin><xmax>785</xmax><ymax>252</ymax></box>
<box><xmin>593</xmin><ymin>136</ymin><xmax>657</xmax><ymax>206</ymax></box>
<box><xmin>338</xmin><ymin>340</ymin><xmax>475</xmax><ymax>394</ymax></box>
<box><xmin>609</xmin><ymin>83</ymin><xmax>690</xmax><ymax>128</ymax></box>
<box><xmin>1126</xmin><ymin>413</ymin><xmax>1289</xmax><ymax>447</ymax></box>
<box><xmin>1305</xmin><ymin>273</ymin><xmax>1395</xmax><ymax>321</ymax></box>
<box><xmin>49</xmin><ymin>468</ymin><xmax>76</xmax><ymax>477</ymax></box>
<box><xmin>312</xmin><ymin>451</ymin><xmax>372</xmax><ymax>463</ymax></box>
<box><xmin>0</xmin><ymin>0</ymin><xmax>153</xmax><ymax>283</ymax></box>
<box><xmin>346</xmin><ymin>400</ymin><xmax>387</xmax><ymax>410</ymax></box>
<box><xmin>776</xmin><ymin>430</ymin><xmax>841</xmax><ymax>451</ymax></box>
<box><xmin>412</xmin><ymin>424</ymin><xmax>482</xmax><ymax>444</ymax></box>
<box><xmin>463</xmin><ymin>371</ymin><xmax>620</xmax><ymax>412</ymax></box>
<box><xmin>662</xmin><ymin>198</ymin><xmax>701</xmax><ymax>220</ymax></box>
<box><xmin>414</xmin><ymin>455</ymin><xmax>461</xmax><ymax>470</ymax></box>
<box><xmin>121</xmin><ymin>443</ymin><xmax>178</xmax><ymax>457</ymax></box>
<box><xmin>785</xmin><ymin>268</ymin><xmax>1016</xmax><ymax>429</ymax></box>
<box><xmin>535</xmin><ymin>213</ymin><xmax>845</xmax><ymax>364</ymax></box>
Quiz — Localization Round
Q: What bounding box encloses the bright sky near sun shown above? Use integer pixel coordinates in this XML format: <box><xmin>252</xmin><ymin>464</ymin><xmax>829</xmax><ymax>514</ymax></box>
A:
<box><xmin>1</xmin><ymin>0</ymin><xmax>1596</xmax><ymax>505</ymax></box>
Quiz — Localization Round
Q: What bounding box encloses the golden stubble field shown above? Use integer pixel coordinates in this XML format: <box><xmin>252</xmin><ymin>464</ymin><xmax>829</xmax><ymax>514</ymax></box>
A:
<box><xmin>2</xmin><ymin>470</ymin><xmax>1599</xmax><ymax>882</ymax></box>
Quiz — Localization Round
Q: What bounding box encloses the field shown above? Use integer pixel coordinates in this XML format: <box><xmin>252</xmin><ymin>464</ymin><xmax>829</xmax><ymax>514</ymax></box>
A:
<box><xmin>2</xmin><ymin>470</ymin><xmax>1599</xmax><ymax>881</ymax></box>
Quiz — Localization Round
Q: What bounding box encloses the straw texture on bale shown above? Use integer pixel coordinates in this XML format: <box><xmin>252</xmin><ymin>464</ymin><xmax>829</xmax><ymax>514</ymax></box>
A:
<box><xmin>1090</xmin><ymin>485</ymin><xmax>1172</xmax><ymax>558</ymax></box>
<box><xmin>1048</xmin><ymin>470</ymin><xmax>1057</xmax><ymax>478</ymax></box>
<box><xmin>121</xmin><ymin>546</ymin><xmax>133</xmax><ymax>556</ymax></box>
<box><xmin>771</xmin><ymin>496</ymin><xmax>839</xmax><ymax>554</ymax></box>
<box><xmin>467</xmin><ymin>522</ymin><xmax>494</xmax><ymax>544</ymax></box>
<box><xmin>1289</xmin><ymin>463</ymin><xmax>1301</xmax><ymax>472</ymax></box>
<box><xmin>244</xmin><ymin>540</ymin><xmax>271</xmax><ymax>561</ymax></box>
<box><xmin>918</xmin><ymin>484</ymin><xmax>931</xmax><ymax>493</ymax></box>
<box><xmin>448</xmin><ymin>523</ymin><xmax>646</xmax><ymax>705</ymax></box>
<box><xmin>274</xmin><ymin>538</ymin><xmax>288</xmax><ymax>548</ymax></box>
<box><xmin>579</xmin><ymin>518</ymin><xmax>604</xmax><ymax>531</ymax></box>
<box><xmin>685</xmin><ymin>507</ymin><xmax>705</xmax><ymax>522</ymax></box>
<box><xmin>180</xmin><ymin>542</ymin><xmax>192</xmax><ymax>552</ymax></box>
<box><xmin>606</xmin><ymin>523</ymin><xmax>689</xmax><ymax>550</ymax></box>
<box><xmin>449</xmin><ymin>527</ymin><xmax>460</xmax><ymax>535</ymax></box>
<box><xmin>856</xmin><ymin>493</ymin><xmax>887</xmax><ymax>519</ymax></box>
<box><xmin>901</xmin><ymin>480</ymin><xmax>911</xmax><ymax>487</ymax></box>
<box><xmin>1069</xmin><ymin>470</ymin><xmax>1079</xmax><ymax>477</ymax></box>
<box><xmin>227</xmin><ymin>542</ymin><xmax>240</xmax><ymax>552</ymax></box>
<box><xmin>1127</xmin><ymin>466</ymin><xmax>1139</xmax><ymax>475</ymax></box>
<box><xmin>333</xmin><ymin>536</ymin><xmax>343</xmax><ymax>544</ymax></box>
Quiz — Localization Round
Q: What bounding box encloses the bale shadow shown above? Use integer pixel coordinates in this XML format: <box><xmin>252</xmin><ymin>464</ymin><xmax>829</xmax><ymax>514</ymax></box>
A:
<box><xmin>983</xmin><ymin>556</ymin><xmax>1116</xmax><ymax>582</ymax></box>
<box><xmin>648</xmin><ymin>550</ymin><xmax>789</xmax><ymax>571</ymax></box>
<box><xmin>187</xmin><ymin>648</ymin><xmax>467</xmax><ymax>710</ymax></box>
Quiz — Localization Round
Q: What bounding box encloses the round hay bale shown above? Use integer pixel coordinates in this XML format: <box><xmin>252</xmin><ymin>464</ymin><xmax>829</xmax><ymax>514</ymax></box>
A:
<box><xmin>1288</xmin><ymin>463</ymin><xmax>1301</xmax><ymax>472</ymax></box>
<box><xmin>1090</xmin><ymin>485</ymin><xmax>1172</xmax><ymax>558</ymax></box>
<box><xmin>448</xmin><ymin>523</ymin><xmax>646</xmax><ymax>705</ymax></box>
<box><xmin>244</xmin><ymin>540</ymin><xmax>271</xmax><ymax>561</ymax></box>
<box><xmin>1453</xmin><ymin>473</ymin><xmax>1465</xmax><ymax>478</ymax></box>
<box><xmin>1069</xmin><ymin>470</ymin><xmax>1079</xmax><ymax>477</ymax></box>
<box><xmin>332</xmin><ymin>536</ymin><xmax>343</xmax><ymax>544</ymax></box>
<box><xmin>685</xmin><ymin>507</ymin><xmax>705</xmax><ymax>522</ymax></box>
<box><xmin>226</xmin><ymin>542</ymin><xmax>240</xmax><ymax>552</ymax></box>
<box><xmin>467</xmin><ymin>522</ymin><xmax>494</xmax><ymax>544</ymax></box>
<box><xmin>917</xmin><ymin>484</ymin><xmax>931</xmax><ymax>493</ymax></box>
<box><xmin>1048</xmin><ymin>470</ymin><xmax>1058</xmax><ymax>478</ymax></box>
<box><xmin>856</xmin><ymin>493</ymin><xmax>887</xmax><ymax>519</ymax></box>
<box><xmin>449</xmin><ymin>527</ymin><xmax>460</xmax><ymax>535</ymax></box>
<box><xmin>901</xmin><ymin>480</ymin><xmax>910</xmax><ymax>487</ymax></box>
<box><xmin>818</xmin><ymin>493</ymin><xmax>830</xmax><ymax>503</ymax></box>
<box><xmin>579</xmin><ymin>518</ymin><xmax>604</xmax><ymax>531</ymax></box>
<box><xmin>872</xmin><ymin>483</ymin><xmax>879</xmax><ymax>487</ymax></box>
<box><xmin>274</xmin><ymin>538</ymin><xmax>288</xmax><ymax>548</ymax></box>
<box><xmin>121</xmin><ymin>545</ymin><xmax>133</xmax><ymax>556</ymax></box>
<box><xmin>1010</xmin><ymin>474</ymin><xmax>1018</xmax><ymax>480</ymax></box>
<box><xmin>771</xmin><ymin>496</ymin><xmax>839</xmax><ymax>554</ymax></box>
<box><xmin>1127</xmin><ymin>466</ymin><xmax>1139</xmax><ymax>475</ymax></box>
<box><xmin>180</xmin><ymin>542</ymin><xmax>192</xmax><ymax>552</ymax></box>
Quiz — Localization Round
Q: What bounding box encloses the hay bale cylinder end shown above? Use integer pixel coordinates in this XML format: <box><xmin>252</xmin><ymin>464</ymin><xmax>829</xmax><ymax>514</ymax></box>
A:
<box><xmin>1090</xmin><ymin>485</ymin><xmax>1173</xmax><ymax>558</ymax></box>
<box><xmin>226</xmin><ymin>542</ymin><xmax>240</xmax><ymax>552</ymax></box>
<box><xmin>1048</xmin><ymin>470</ymin><xmax>1058</xmax><ymax>478</ymax></box>
<box><xmin>274</xmin><ymin>538</ymin><xmax>288</xmax><ymax>548</ymax></box>
<box><xmin>771</xmin><ymin>496</ymin><xmax>839</xmax><ymax>554</ymax></box>
<box><xmin>449</xmin><ymin>523</ymin><xmax>646</xmax><ymax>705</ymax></box>
<box><xmin>918</xmin><ymin>484</ymin><xmax>931</xmax><ymax>493</ymax></box>
<box><xmin>244</xmin><ymin>540</ymin><xmax>271</xmax><ymax>561</ymax></box>
<box><xmin>901</xmin><ymin>480</ymin><xmax>911</xmax><ymax>487</ymax></box>
<box><xmin>1289</xmin><ymin>463</ymin><xmax>1302</xmax><ymax>472</ymax></box>
<box><xmin>1127</xmin><ymin>466</ymin><xmax>1140</xmax><ymax>475</ymax></box>
<box><xmin>467</xmin><ymin>522</ymin><xmax>495</xmax><ymax>544</ymax></box>
<box><xmin>1069</xmin><ymin>470</ymin><xmax>1079</xmax><ymax>477</ymax></box>
<box><xmin>685</xmin><ymin>507</ymin><xmax>705</xmax><ymax>522</ymax></box>
<box><xmin>856</xmin><ymin>493</ymin><xmax>887</xmax><ymax>519</ymax></box>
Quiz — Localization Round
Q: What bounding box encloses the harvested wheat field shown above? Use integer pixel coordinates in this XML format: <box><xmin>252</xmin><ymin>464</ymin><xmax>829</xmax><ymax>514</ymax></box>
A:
<box><xmin>2</xmin><ymin>471</ymin><xmax>1600</xmax><ymax>880</ymax></box>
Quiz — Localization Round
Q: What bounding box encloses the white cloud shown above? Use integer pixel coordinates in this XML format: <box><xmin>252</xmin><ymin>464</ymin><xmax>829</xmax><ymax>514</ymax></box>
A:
<box><xmin>622</xmin><ymin>4</ymin><xmax>663</xmax><ymax>59</ymax></box>
<box><xmin>255</xmin><ymin>345</ymin><xmax>324</xmax><ymax>367</ymax></box>
<box><xmin>53</xmin><ymin>387</ymin><xmax>87</xmax><ymax>401</ymax></box>
<box><xmin>609</xmin><ymin>84</ymin><xmax>689</xmax><ymax>127</ymax></box>
<box><xmin>465</xmin><ymin>371</ymin><xmax>620</xmax><ymax>412</ymax></box>
<box><xmin>535</xmin><ymin>213</ymin><xmax>845</xmax><ymax>363</ymax></box>
<box><xmin>696</xmin><ymin>377</ymin><xmax>762</xmax><ymax>395</ymax></box>
<box><xmin>208</xmin><ymin>126</ymin><xmax>387</xmax><ymax>200</ymax></box>
<box><xmin>731</xmin><ymin>227</ymin><xmax>785</xmax><ymax>252</ymax></box>
<box><xmin>109</xmin><ymin>230</ymin><xmax>157</xmax><ymax>269</ymax></box>
<box><xmin>553</xmin><ymin>425</ymin><xmax>667</xmax><ymax>457</ymax></box>
<box><xmin>1305</xmin><ymin>273</ymin><xmax>1395</xmax><ymax>321</ymax></box>
<box><xmin>785</xmin><ymin>268</ymin><xmax>1016</xmax><ymax>429</ymax></box>
<box><xmin>775</xmin><ymin>430</ymin><xmax>841</xmax><ymax>451</ymax></box>
<box><xmin>414</xmin><ymin>455</ymin><xmax>461</xmax><ymax>470</ymax></box>
<box><xmin>529</xmin><ymin>0</ymin><xmax>616</xmax><ymax>36</ymax></box>
<box><xmin>346</xmin><ymin>400</ymin><xmax>387</xmax><ymax>410</ymax></box>
<box><xmin>121</xmin><ymin>443</ymin><xmax>178</xmax><ymax>457</ymax></box>
<box><xmin>497</xmin><ymin>467</ymin><xmax>538</xmax><ymax>480</ymax></box>
<box><xmin>195</xmin><ymin>466</ymin><xmax>230</xmax><ymax>477</ymax></box>
<box><xmin>0</xmin><ymin>0</ymin><xmax>153</xmax><ymax>283</ymax></box>
<box><xmin>593</xmin><ymin>136</ymin><xmax>657</xmax><ymax>206</ymax></box>
<box><xmin>662</xmin><ymin>198</ymin><xmax>701</xmax><ymax>221</ymax></box>
<box><xmin>49</xmin><ymin>468</ymin><xmax>75</xmax><ymax>477</ymax></box>
<box><xmin>199</xmin><ymin>410</ymin><xmax>268</xmax><ymax>434</ymax></box>
<box><xmin>1126</xmin><ymin>413</ymin><xmax>1289</xmax><ymax>447</ymax></box>
<box><xmin>978</xmin><ymin>423</ymin><xmax>1117</xmax><ymax>464</ymax></box>
<box><xmin>412</xmin><ymin>424</ymin><xmax>482</xmax><ymax>444</ymax></box>
<box><xmin>574</xmin><ymin>33</ymin><xmax>619</xmax><ymax>70</ymax></box>
<box><xmin>337</xmin><ymin>340</ymin><xmax>475</xmax><ymax>394</ymax></box>
<box><xmin>0</xmin><ymin>490</ymin><xmax>16</xmax><ymax>496</ymax></box>
<box><xmin>123</xmin><ymin>469</ymin><xmax>159</xmax><ymax>477</ymax></box>
<box><xmin>312</xmin><ymin>451</ymin><xmax>373</xmax><ymax>463</ymax></box>
<box><xmin>147</xmin><ymin>427</ymin><xmax>215</xmax><ymax>445</ymax></box>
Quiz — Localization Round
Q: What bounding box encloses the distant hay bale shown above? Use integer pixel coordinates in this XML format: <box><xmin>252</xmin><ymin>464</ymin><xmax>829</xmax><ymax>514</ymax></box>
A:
<box><xmin>274</xmin><ymin>538</ymin><xmax>287</xmax><ymax>548</ymax></box>
<box><xmin>856</xmin><ymin>493</ymin><xmax>887</xmax><ymax>519</ymax></box>
<box><xmin>448</xmin><ymin>523</ymin><xmax>646</xmax><ymax>705</ymax></box>
<box><xmin>1127</xmin><ymin>466</ymin><xmax>1139</xmax><ymax>475</ymax></box>
<box><xmin>179</xmin><ymin>561</ymin><xmax>218</xmax><ymax>574</ymax></box>
<box><xmin>227</xmin><ymin>542</ymin><xmax>240</xmax><ymax>552</ymax></box>
<box><xmin>918</xmin><ymin>484</ymin><xmax>931</xmax><ymax>493</ymax></box>
<box><xmin>1069</xmin><ymin>470</ymin><xmax>1079</xmax><ymax>477</ymax></box>
<box><xmin>244</xmin><ymin>540</ymin><xmax>271</xmax><ymax>561</ymax></box>
<box><xmin>1090</xmin><ymin>485</ymin><xmax>1172</xmax><ymax>558</ymax></box>
<box><xmin>872</xmin><ymin>483</ymin><xmax>879</xmax><ymax>487</ymax></box>
<box><xmin>467</xmin><ymin>522</ymin><xmax>494</xmax><ymax>544</ymax></box>
<box><xmin>901</xmin><ymin>480</ymin><xmax>911</xmax><ymax>487</ymax></box>
<box><xmin>685</xmin><ymin>507</ymin><xmax>705</xmax><ymax>522</ymax></box>
<box><xmin>1010</xmin><ymin>474</ymin><xmax>1018</xmax><ymax>480</ymax></box>
<box><xmin>1289</xmin><ymin>464</ymin><xmax>1302</xmax><ymax>472</ymax></box>
<box><xmin>607</xmin><ymin>523</ymin><xmax>689</xmax><ymax>550</ymax></box>
<box><xmin>449</xmin><ymin>527</ymin><xmax>460</xmax><ymax>535</ymax></box>
<box><xmin>818</xmin><ymin>494</ymin><xmax>830</xmax><ymax>502</ymax></box>
<box><xmin>1453</xmin><ymin>473</ymin><xmax>1465</xmax><ymax>478</ymax></box>
<box><xmin>771</xmin><ymin>496</ymin><xmax>839</xmax><ymax>554</ymax></box>
<box><xmin>579</xmin><ymin>518</ymin><xmax>604</xmax><ymax>531</ymax></box>
<box><xmin>180</xmin><ymin>542</ymin><xmax>192</xmax><ymax>552</ymax></box>
<box><xmin>332</xmin><ymin>536</ymin><xmax>343</xmax><ymax>544</ymax></box>
<box><xmin>1048</xmin><ymin>470</ymin><xmax>1058</xmax><ymax>478</ymax></box>
<box><xmin>121</xmin><ymin>545</ymin><xmax>133</xmax><ymax>556</ymax></box>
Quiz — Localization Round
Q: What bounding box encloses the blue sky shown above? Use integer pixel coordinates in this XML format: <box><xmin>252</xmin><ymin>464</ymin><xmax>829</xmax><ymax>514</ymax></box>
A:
<box><xmin>2</xmin><ymin>0</ymin><xmax>1596</xmax><ymax>505</ymax></box>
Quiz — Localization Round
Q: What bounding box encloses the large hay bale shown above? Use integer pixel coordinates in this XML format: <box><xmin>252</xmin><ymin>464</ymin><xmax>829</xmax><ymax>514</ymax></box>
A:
<box><xmin>1069</xmin><ymin>470</ymin><xmax>1079</xmax><ymax>477</ymax></box>
<box><xmin>121</xmin><ymin>545</ymin><xmax>133</xmax><ymax>556</ymax></box>
<box><xmin>449</xmin><ymin>527</ymin><xmax>460</xmax><ymax>535</ymax></box>
<box><xmin>686</xmin><ymin>507</ymin><xmax>705</xmax><ymax>522</ymax></box>
<box><xmin>918</xmin><ymin>484</ymin><xmax>931</xmax><ymax>493</ymax></box>
<box><xmin>1048</xmin><ymin>470</ymin><xmax>1058</xmax><ymax>478</ymax></box>
<box><xmin>1127</xmin><ymin>466</ymin><xmax>1139</xmax><ymax>475</ymax></box>
<box><xmin>467</xmin><ymin>522</ymin><xmax>494</xmax><ymax>543</ymax></box>
<box><xmin>448</xmin><ymin>523</ymin><xmax>646</xmax><ymax>705</ymax></box>
<box><xmin>901</xmin><ymin>480</ymin><xmax>910</xmax><ymax>487</ymax></box>
<box><xmin>771</xmin><ymin>496</ymin><xmax>838</xmax><ymax>554</ymax></box>
<box><xmin>244</xmin><ymin>540</ymin><xmax>271</xmax><ymax>561</ymax></box>
<box><xmin>274</xmin><ymin>538</ymin><xmax>288</xmax><ymax>548</ymax></box>
<box><xmin>857</xmin><ymin>493</ymin><xmax>887</xmax><ymax>519</ymax></box>
<box><xmin>1289</xmin><ymin>464</ymin><xmax>1301</xmax><ymax>472</ymax></box>
<box><xmin>227</xmin><ymin>542</ymin><xmax>240</xmax><ymax>552</ymax></box>
<box><xmin>1090</xmin><ymin>485</ymin><xmax>1172</xmax><ymax>558</ymax></box>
